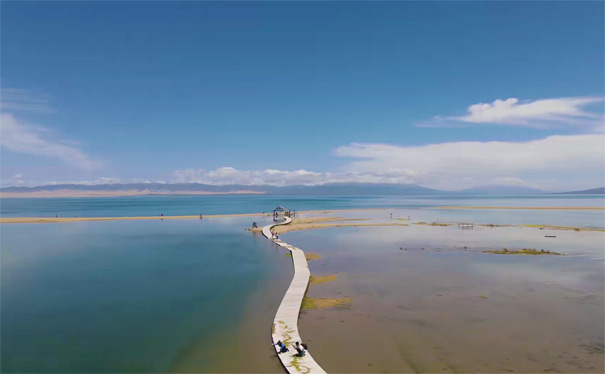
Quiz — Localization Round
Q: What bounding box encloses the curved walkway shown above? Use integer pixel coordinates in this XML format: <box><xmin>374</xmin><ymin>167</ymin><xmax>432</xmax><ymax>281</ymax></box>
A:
<box><xmin>262</xmin><ymin>217</ymin><xmax>327</xmax><ymax>374</ymax></box>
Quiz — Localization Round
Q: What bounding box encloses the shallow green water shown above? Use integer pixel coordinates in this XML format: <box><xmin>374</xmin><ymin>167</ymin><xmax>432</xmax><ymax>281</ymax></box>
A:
<box><xmin>1</xmin><ymin>218</ymin><xmax>291</xmax><ymax>373</ymax></box>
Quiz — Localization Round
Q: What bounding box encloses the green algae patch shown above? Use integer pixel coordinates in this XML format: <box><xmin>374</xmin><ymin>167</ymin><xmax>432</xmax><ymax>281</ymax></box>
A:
<box><xmin>483</xmin><ymin>248</ymin><xmax>562</xmax><ymax>255</ymax></box>
<box><xmin>310</xmin><ymin>274</ymin><xmax>337</xmax><ymax>285</ymax></box>
<box><xmin>284</xmin><ymin>252</ymin><xmax>292</xmax><ymax>258</ymax></box>
<box><xmin>302</xmin><ymin>296</ymin><xmax>352</xmax><ymax>310</ymax></box>
<box><xmin>414</xmin><ymin>221</ymin><xmax>452</xmax><ymax>227</ymax></box>
<box><xmin>290</xmin><ymin>355</ymin><xmax>311</xmax><ymax>374</ymax></box>
<box><xmin>305</xmin><ymin>252</ymin><xmax>322</xmax><ymax>261</ymax></box>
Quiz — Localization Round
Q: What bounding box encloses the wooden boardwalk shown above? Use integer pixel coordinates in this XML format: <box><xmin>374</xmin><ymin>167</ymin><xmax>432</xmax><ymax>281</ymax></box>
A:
<box><xmin>263</xmin><ymin>217</ymin><xmax>327</xmax><ymax>374</ymax></box>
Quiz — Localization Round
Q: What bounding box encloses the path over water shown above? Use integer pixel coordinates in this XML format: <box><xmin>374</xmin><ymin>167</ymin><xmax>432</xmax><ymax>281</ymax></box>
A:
<box><xmin>262</xmin><ymin>217</ymin><xmax>327</xmax><ymax>374</ymax></box>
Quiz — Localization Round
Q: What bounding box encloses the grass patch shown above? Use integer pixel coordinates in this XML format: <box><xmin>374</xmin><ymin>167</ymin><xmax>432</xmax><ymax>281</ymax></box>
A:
<box><xmin>284</xmin><ymin>252</ymin><xmax>292</xmax><ymax>258</ymax></box>
<box><xmin>301</xmin><ymin>296</ymin><xmax>352</xmax><ymax>310</ymax></box>
<box><xmin>310</xmin><ymin>274</ymin><xmax>337</xmax><ymax>285</ymax></box>
<box><xmin>483</xmin><ymin>248</ymin><xmax>562</xmax><ymax>255</ymax></box>
<box><xmin>305</xmin><ymin>252</ymin><xmax>322</xmax><ymax>261</ymax></box>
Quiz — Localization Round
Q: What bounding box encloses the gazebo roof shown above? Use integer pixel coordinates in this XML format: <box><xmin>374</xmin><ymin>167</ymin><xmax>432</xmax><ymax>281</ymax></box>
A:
<box><xmin>274</xmin><ymin>206</ymin><xmax>286</xmax><ymax>211</ymax></box>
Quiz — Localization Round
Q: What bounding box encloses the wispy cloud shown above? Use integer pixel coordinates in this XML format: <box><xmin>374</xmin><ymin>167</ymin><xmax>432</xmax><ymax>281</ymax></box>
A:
<box><xmin>1</xmin><ymin>88</ymin><xmax>54</xmax><ymax>113</ymax></box>
<box><xmin>417</xmin><ymin>96</ymin><xmax>604</xmax><ymax>129</ymax></box>
<box><xmin>0</xmin><ymin>112</ymin><xmax>95</xmax><ymax>170</ymax></box>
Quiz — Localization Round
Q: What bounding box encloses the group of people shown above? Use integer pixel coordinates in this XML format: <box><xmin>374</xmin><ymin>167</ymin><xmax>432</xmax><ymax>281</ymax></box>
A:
<box><xmin>274</xmin><ymin>340</ymin><xmax>308</xmax><ymax>357</ymax></box>
<box><xmin>271</xmin><ymin>231</ymin><xmax>279</xmax><ymax>240</ymax></box>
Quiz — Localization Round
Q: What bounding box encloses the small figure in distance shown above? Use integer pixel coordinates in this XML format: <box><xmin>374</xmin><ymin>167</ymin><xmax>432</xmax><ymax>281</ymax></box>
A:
<box><xmin>200</xmin><ymin>214</ymin><xmax>203</xmax><ymax>219</ymax></box>
<box><xmin>274</xmin><ymin>340</ymin><xmax>289</xmax><ymax>354</ymax></box>
<box><xmin>252</xmin><ymin>221</ymin><xmax>258</xmax><ymax>228</ymax></box>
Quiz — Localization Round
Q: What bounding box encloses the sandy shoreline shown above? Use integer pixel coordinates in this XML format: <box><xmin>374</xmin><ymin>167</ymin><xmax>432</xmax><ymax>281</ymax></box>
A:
<box><xmin>437</xmin><ymin>206</ymin><xmax>604</xmax><ymax>210</ymax></box>
<box><xmin>0</xmin><ymin>208</ymin><xmax>383</xmax><ymax>224</ymax></box>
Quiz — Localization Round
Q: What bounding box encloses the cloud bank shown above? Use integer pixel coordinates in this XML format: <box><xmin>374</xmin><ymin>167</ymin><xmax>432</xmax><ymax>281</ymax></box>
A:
<box><xmin>171</xmin><ymin>134</ymin><xmax>604</xmax><ymax>191</ymax></box>
<box><xmin>335</xmin><ymin>134</ymin><xmax>604</xmax><ymax>190</ymax></box>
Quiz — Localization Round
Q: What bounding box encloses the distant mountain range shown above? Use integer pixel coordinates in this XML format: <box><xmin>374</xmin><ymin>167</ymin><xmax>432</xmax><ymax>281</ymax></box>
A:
<box><xmin>1</xmin><ymin>183</ymin><xmax>603</xmax><ymax>197</ymax></box>
<box><xmin>459</xmin><ymin>185</ymin><xmax>543</xmax><ymax>194</ymax></box>
<box><xmin>561</xmin><ymin>187</ymin><xmax>605</xmax><ymax>194</ymax></box>
<box><xmin>0</xmin><ymin>183</ymin><xmax>441</xmax><ymax>197</ymax></box>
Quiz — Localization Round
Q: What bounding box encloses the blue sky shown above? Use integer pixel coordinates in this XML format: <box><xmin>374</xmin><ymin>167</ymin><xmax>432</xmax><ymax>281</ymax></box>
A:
<box><xmin>1</xmin><ymin>1</ymin><xmax>604</xmax><ymax>190</ymax></box>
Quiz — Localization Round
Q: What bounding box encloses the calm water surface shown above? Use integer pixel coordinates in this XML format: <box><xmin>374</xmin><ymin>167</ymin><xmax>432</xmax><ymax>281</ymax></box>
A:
<box><xmin>283</xmin><ymin>225</ymin><xmax>604</xmax><ymax>373</ymax></box>
<box><xmin>1</xmin><ymin>194</ymin><xmax>603</xmax><ymax>220</ymax></box>
<box><xmin>1</xmin><ymin>217</ymin><xmax>290</xmax><ymax>373</ymax></box>
<box><xmin>1</xmin><ymin>196</ymin><xmax>604</xmax><ymax>373</ymax></box>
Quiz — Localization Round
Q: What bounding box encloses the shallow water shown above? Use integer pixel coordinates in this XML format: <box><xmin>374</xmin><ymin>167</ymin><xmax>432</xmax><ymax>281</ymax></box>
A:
<box><xmin>1</xmin><ymin>217</ymin><xmax>290</xmax><ymax>373</ymax></box>
<box><xmin>284</xmin><ymin>225</ymin><xmax>605</xmax><ymax>373</ymax></box>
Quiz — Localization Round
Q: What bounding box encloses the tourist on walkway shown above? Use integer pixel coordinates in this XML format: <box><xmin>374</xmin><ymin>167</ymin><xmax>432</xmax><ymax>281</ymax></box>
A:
<box><xmin>294</xmin><ymin>342</ymin><xmax>306</xmax><ymax>357</ymax></box>
<box><xmin>274</xmin><ymin>340</ymin><xmax>289</xmax><ymax>353</ymax></box>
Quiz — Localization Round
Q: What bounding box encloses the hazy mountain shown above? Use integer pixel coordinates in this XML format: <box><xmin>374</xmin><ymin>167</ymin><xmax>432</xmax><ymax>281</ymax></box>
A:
<box><xmin>459</xmin><ymin>185</ymin><xmax>543</xmax><ymax>194</ymax></box>
<box><xmin>0</xmin><ymin>182</ymin><xmax>443</xmax><ymax>196</ymax></box>
<box><xmin>561</xmin><ymin>187</ymin><xmax>605</xmax><ymax>194</ymax></box>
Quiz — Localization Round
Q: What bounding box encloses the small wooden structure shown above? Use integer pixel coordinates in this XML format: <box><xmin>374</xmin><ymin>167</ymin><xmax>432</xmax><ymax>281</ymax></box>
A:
<box><xmin>273</xmin><ymin>206</ymin><xmax>291</xmax><ymax>219</ymax></box>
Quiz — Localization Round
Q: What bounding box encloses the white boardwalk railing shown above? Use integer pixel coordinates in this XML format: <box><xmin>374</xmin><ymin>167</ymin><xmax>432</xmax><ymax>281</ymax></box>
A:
<box><xmin>262</xmin><ymin>217</ymin><xmax>327</xmax><ymax>374</ymax></box>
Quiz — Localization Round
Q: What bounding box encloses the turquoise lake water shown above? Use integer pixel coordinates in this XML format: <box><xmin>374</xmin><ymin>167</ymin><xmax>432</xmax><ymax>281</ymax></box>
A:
<box><xmin>1</xmin><ymin>194</ymin><xmax>604</xmax><ymax>227</ymax></box>
<box><xmin>1</xmin><ymin>217</ymin><xmax>290</xmax><ymax>373</ymax></box>
<box><xmin>1</xmin><ymin>195</ymin><xmax>604</xmax><ymax>373</ymax></box>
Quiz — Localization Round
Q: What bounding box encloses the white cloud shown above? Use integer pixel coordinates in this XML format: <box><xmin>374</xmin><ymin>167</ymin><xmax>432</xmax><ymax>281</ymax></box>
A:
<box><xmin>418</xmin><ymin>96</ymin><xmax>604</xmax><ymax>129</ymax></box>
<box><xmin>335</xmin><ymin>134</ymin><xmax>605</xmax><ymax>190</ymax></box>
<box><xmin>0</xmin><ymin>112</ymin><xmax>94</xmax><ymax>170</ymax></box>
<box><xmin>171</xmin><ymin>134</ymin><xmax>604</xmax><ymax>190</ymax></box>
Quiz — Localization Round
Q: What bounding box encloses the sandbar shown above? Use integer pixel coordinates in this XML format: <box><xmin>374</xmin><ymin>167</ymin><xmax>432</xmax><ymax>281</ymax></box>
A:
<box><xmin>0</xmin><ymin>209</ymin><xmax>382</xmax><ymax>224</ymax></box>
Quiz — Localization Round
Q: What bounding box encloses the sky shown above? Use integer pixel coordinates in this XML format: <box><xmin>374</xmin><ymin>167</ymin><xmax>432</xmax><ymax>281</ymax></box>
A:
<box><xmin>1</xmin><ymin>1</ymin><xmax>604</xmax><ymax>191</ymax></box>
